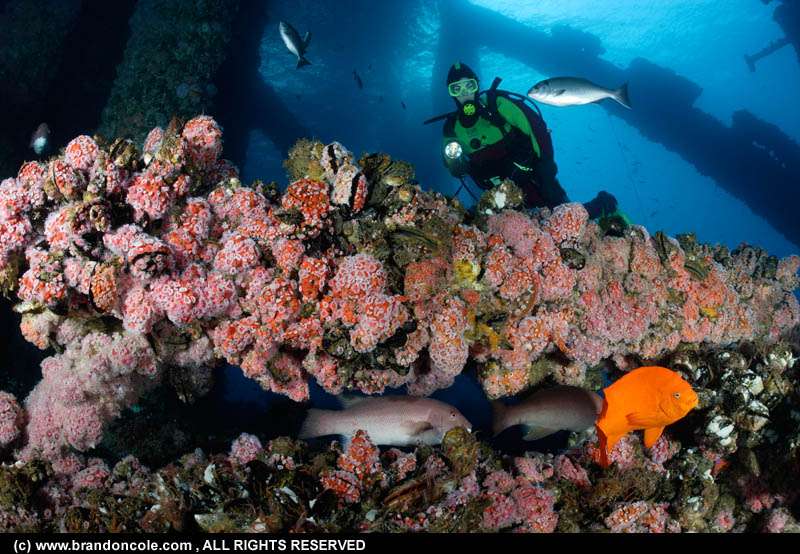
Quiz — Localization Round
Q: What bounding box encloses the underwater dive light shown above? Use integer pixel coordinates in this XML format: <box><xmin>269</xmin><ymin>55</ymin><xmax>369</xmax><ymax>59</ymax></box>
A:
<box><xmin>445</xmin><ymin>141</ymin><xmax>463</xmax><ymax>160</ymax></box>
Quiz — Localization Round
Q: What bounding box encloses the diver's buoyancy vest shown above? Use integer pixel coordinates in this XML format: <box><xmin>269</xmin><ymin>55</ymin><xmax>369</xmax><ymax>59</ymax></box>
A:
<box><xmin>444</xmin><ymin>90</ymin><xmax>554</xmax><ymax>162</ymax></box>
<box><xmin>444</xmin><ymin>105</ymin><xmax>507</xmax><ymax>155</ymax></box>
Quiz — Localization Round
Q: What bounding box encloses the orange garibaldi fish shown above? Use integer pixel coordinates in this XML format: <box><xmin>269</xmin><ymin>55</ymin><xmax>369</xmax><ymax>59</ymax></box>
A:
<box><xmin>595</xmin><ymin>366</ymin><xmax>699</xmax><ymax>468</ymax></box>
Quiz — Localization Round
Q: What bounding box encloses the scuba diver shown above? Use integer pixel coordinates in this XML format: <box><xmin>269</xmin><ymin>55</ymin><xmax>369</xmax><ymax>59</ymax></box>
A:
<box><xmin>428</xmin><ymin>62</ymin><xmax>618</xmax><ymax>219</ymax></box>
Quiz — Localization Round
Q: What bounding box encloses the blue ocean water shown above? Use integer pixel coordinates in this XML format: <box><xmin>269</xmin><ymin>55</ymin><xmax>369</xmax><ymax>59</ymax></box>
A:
<box><xmin>227</xmin><ymin>0</ymin><xmax>800</xmax><ymax>438</ymax></box>
<box><xmin>5</xmin><ymin>0</ymin><xmax>795</xmax><ymax>449</ymax></box>
<box><xmin>244</xmin><ymin>0</ymin><xmax>800</xmax><ymax>258</ymax></box>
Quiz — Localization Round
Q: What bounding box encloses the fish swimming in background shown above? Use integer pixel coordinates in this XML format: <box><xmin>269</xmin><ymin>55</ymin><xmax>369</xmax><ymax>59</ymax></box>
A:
<box><xmin>279</xmin><ymin>21</ymin><xmax>312</xmax><ymax>69</ymax></box>
<box><xmin>492</xmin><ymin>386</ymin><xmax>603</xmax><ymax>440</ymax></box>
<box><xmin>353</xmin><ymin>70</ymin><xmax>363</xmax><ymax>89</ymax></box>
<box><xmin>401</xmin><ymin>101</ymin><xmax>407</xmax><ymax>110</ymax></box>
<box><xmin>528</xmin><ymin>77</ymin><xmax>631</xmax><ymax>109</ymax></box>
<box><xmin>299</xmin><ymin>396</ymin><xmax>471</xmax><ymax>447</ymax></box>
<box><xmin>595</xmin><ymin>366</ymin><xmax>699</xmax><ymax>468</ymax></box>
<box><xmin>30</xmin><ymin>123</ymin><xmax>50</xmax><ymax>155</ymax></box>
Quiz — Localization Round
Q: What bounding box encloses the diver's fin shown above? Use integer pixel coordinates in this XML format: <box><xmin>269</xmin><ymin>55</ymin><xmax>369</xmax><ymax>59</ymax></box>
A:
<box><xmin>522</xmin><ymin>426</ymin><xmax>559</xmax><ymax>441</ymax></box>
<box><xmin>643</xmin><ymin>426</ymin><xmax>665</xmax><ymax>449</ymax></box>
<box><xmin>303</xmin><ymin>32</ymin><xmax>312</xmax><ymax>48</ymax></box>
<box><xmin>297</xmin><ymin>57</ymin><xmax>311</xmax><ymax>69</ymax></box>
<box><xmin>626</xmin><ymin>412</ymin><xmax>663</xmax><ymax>428</ymax></box>
<box><xmin>402</xmin><ymin>421</ymin><xmax>435</xmax><ymax>436</ymax></box>
<box><xmin>491</xmin><ymin>401</ymin><xmax>508</xmax><ymax>436</ymax></box>
<box><xmin>614</xmin><ymin>83</ymin><xmax>632</xmax><ymax>109</ymax></box>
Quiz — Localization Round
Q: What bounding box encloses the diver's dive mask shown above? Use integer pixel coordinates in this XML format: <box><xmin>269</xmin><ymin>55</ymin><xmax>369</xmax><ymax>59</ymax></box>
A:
<box><xmin>448</xmin><ymin>78</ymin><xmax>479</xmax><ymax>97</ymax></box>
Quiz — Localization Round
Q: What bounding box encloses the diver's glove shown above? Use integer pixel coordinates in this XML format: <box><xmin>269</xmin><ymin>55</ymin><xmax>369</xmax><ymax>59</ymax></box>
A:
<box><xmin>584</xmin><ymin>190</ymin><xmax>618</xmax><ymax>220</ymax></box>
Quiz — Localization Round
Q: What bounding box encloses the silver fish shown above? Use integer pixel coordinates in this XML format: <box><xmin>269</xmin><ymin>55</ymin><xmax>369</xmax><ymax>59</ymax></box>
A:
<box><xmin>299</xmin><ymin>396</ymin><xmax>471</xmax><ymax>447</ymax></box>
<box><xmin>279</xmin><ymin>21</ymin><xmax>311</xmax><ymax>69</ymax></box>
<box><xmin>30</xmin><ymin>123</ymin><xmax>50</xmax><ymax>155</ymax></box>
<box><xmin>492</xmin><ymin>385</ymin><xmax>603</xmax><ymax>441</ymax></box>
<box><xmin>528</xmin><ymin>77</ymin><xmax>631</xmax><ymax>109</ymax></box>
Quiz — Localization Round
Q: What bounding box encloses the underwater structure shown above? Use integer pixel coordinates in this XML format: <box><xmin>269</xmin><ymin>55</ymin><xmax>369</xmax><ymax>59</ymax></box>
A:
<box><xmin>97</xmin><ymin>0</ymin><xmax>237</xmax><ymax>142</ymax></box>
<box><xmin>4</xmin><ymin>0</ymin><xmax>799</xmax><ymax>251</ymax></box>
<box><xmin>432</xmin><ymin>0</ymin><xmax>800</xmax><ymax>249</ymax></box>
<box><xmin>0</xmin><ymin>117</ymin><xmax>799</xmax><ymax>532</ymax></box>
<box><xmin>745</xmin><ymin>0</ymin><xmax>800</xmax><ymax>72</ymax></box>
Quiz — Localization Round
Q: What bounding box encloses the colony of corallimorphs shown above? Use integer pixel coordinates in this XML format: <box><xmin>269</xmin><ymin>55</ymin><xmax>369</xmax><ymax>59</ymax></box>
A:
<box><xmin>0</xmin><ymin>116</ymin><xmax>799</xmax><ymax>532</ymax></box>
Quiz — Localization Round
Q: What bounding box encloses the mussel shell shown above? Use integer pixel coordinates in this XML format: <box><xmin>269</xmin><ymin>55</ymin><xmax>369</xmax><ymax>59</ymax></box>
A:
<box><xmin>322</xmin><ymin>330</ymin><xmax>358</xmax><ymax>360</ymax></box>
<box><xmin>599</xmin><ymin>214</ymin><xmax>627</xmax><ymax>237</ymax></box>
<box><xmin>559</xmin><ymin>247</ymin><xmax>586</xmax><ymax>270</ymax></box>
<box><xmin>713</xmin><ymin>349</ymin><xmax>749</xmax><ymax>374</ymax></box>
<box><xmin>701</xmin><ymin>412</ymin><xmax>739</xmax><ymax>453</ymax></box>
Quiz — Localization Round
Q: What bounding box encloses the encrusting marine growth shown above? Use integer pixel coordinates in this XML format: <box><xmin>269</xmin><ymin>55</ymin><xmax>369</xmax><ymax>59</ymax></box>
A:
<box><xmin>0</xmin><ymin>116</ymin><xmax>798</xmax><ymax>532</ymax></box>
